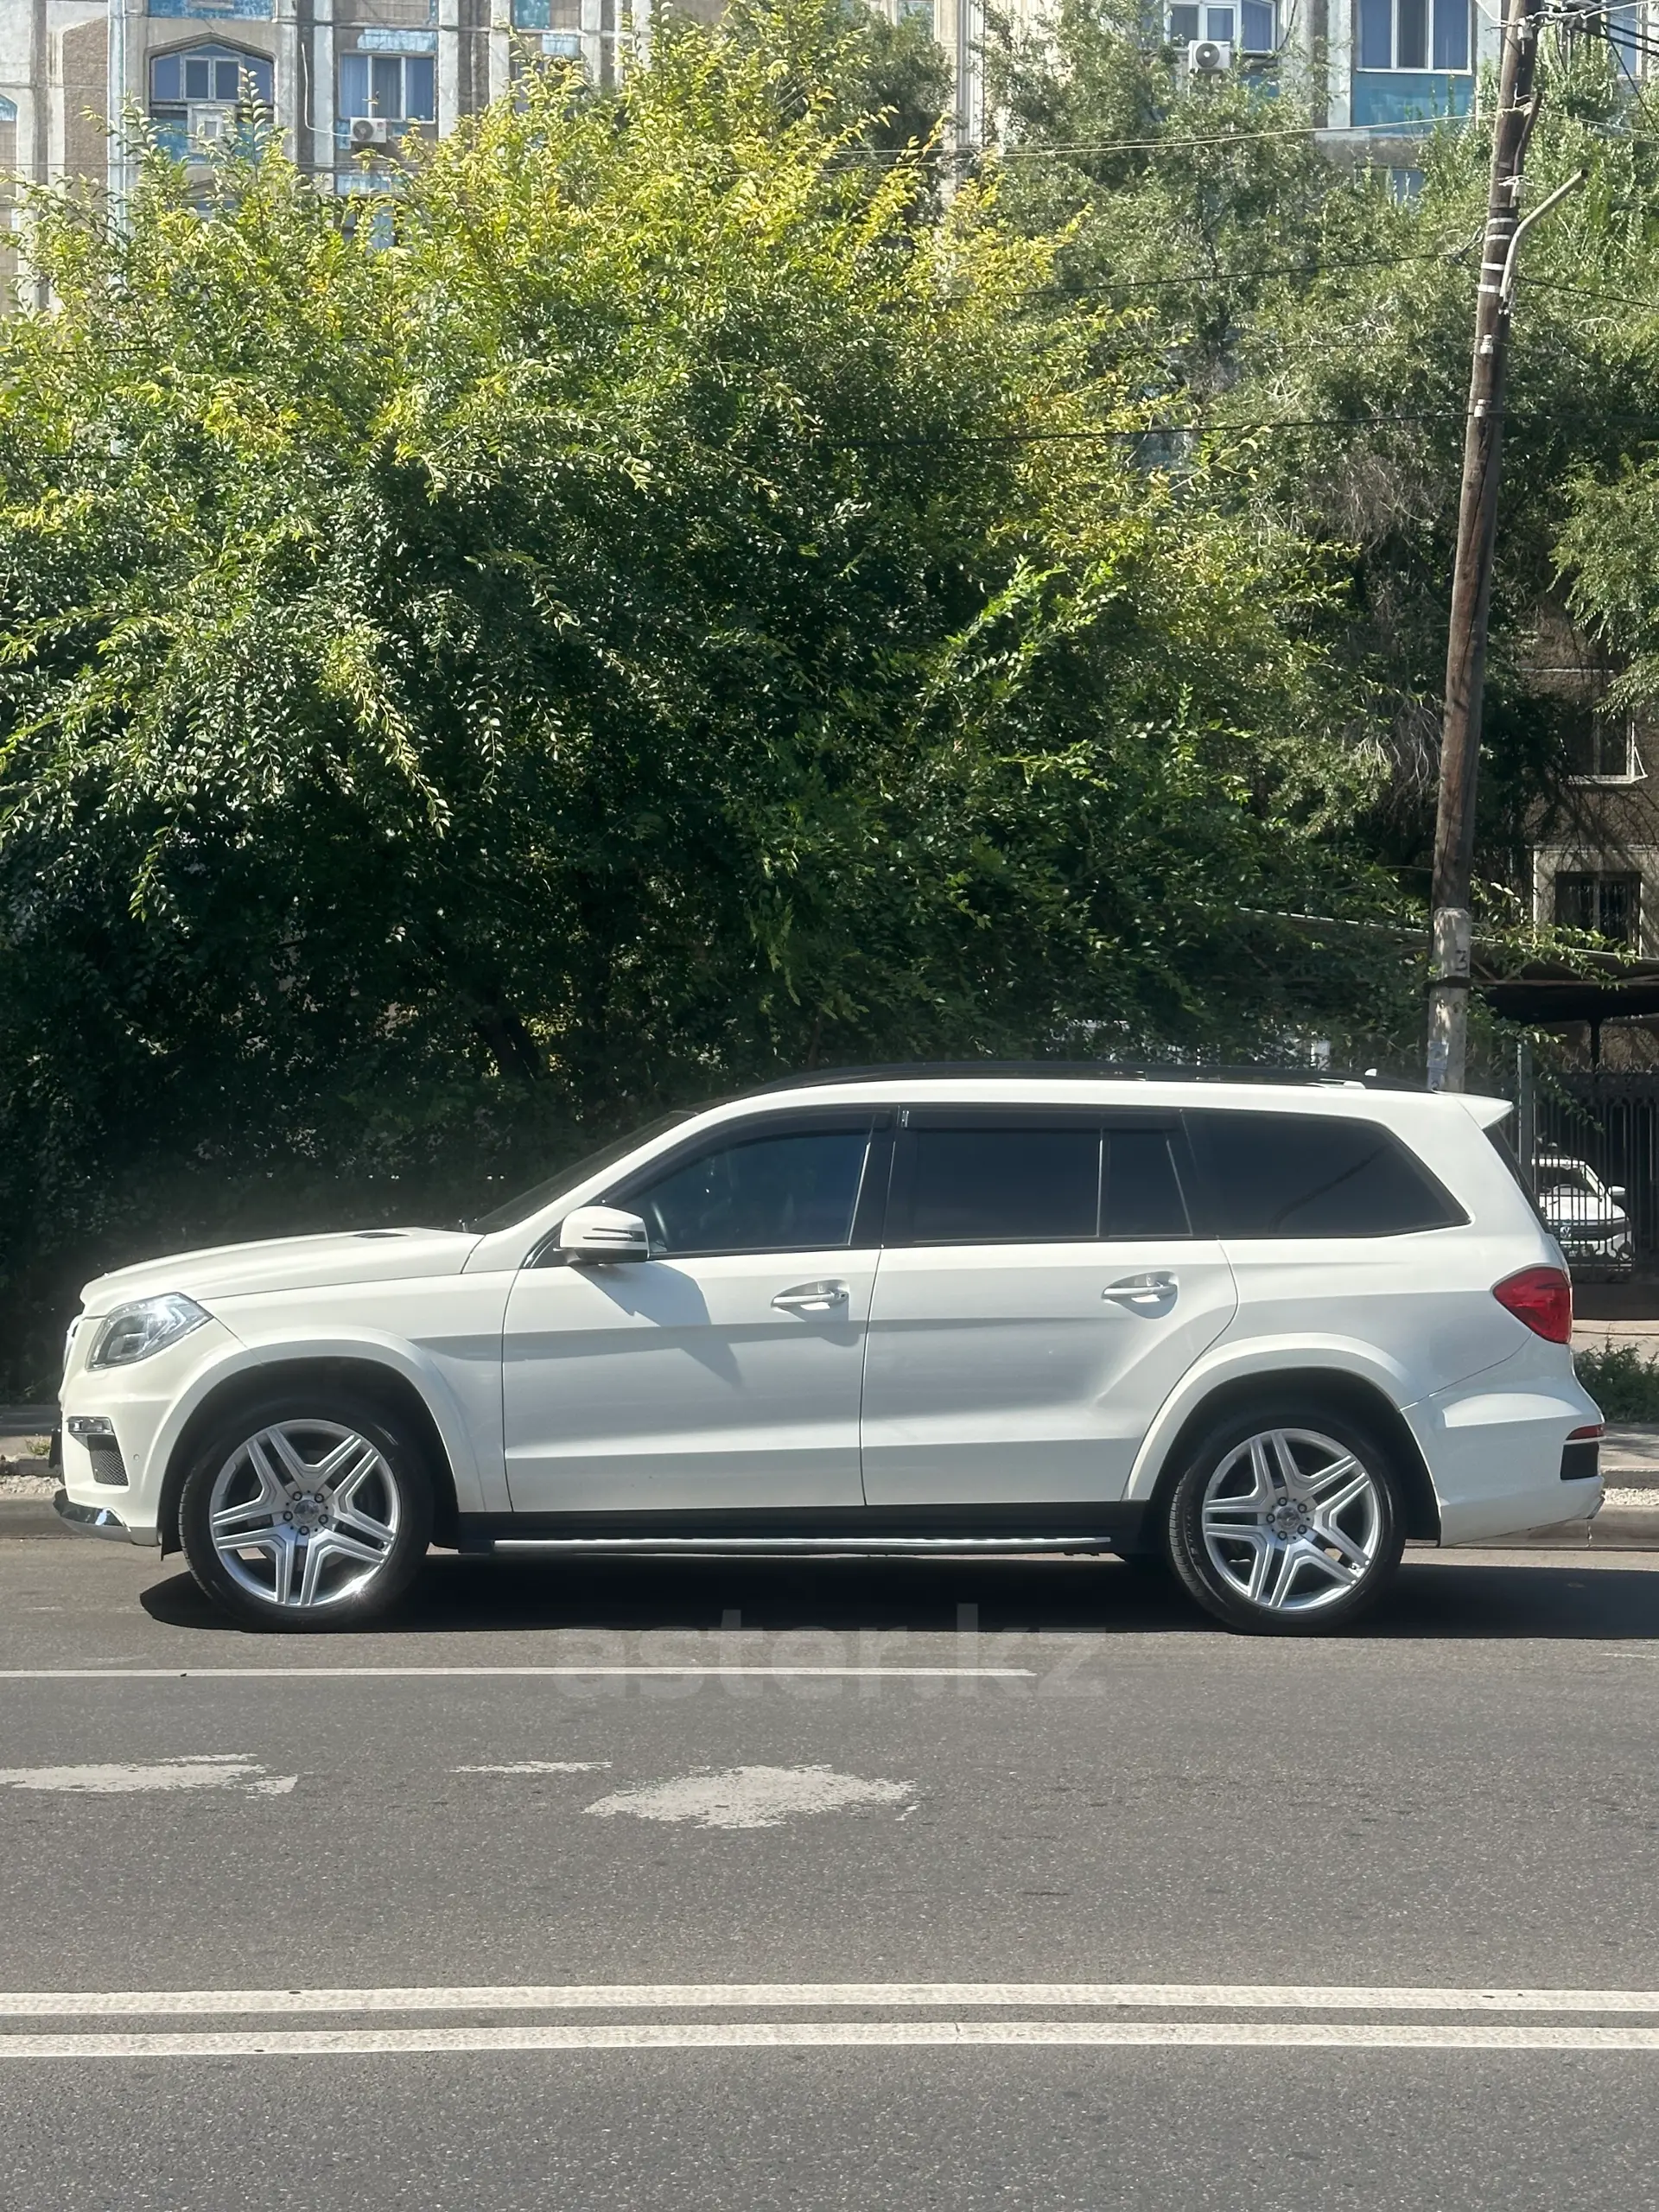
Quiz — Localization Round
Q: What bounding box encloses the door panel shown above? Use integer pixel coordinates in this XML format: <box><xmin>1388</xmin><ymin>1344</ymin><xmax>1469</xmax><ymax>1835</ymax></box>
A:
<box><xmin>860</xmin><ymin>1109</ymin><xmax>1234</xmax><ymax>1507</ymax></box>
<box><xmin>503</xmin><ymin>1251</ymin><xmax>875</xmax><ymax>1512</ymax></box>
<box><xmin>500</xmin><ymin>1110</ymin><xmax>887</xmax><ymax>1516</ymax></box>
<box><xmin>859</xmin><ymin>1238</ymin><xmax>1236</xmax><ymax>1505</ymax></box>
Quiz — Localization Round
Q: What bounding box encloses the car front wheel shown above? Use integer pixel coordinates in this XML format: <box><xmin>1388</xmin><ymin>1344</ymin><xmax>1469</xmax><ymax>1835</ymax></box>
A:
<box><xmin>1165</xmin><ymin>1404</ymin><xmax>1405</xmax><ymax>1635</ymax></box>
<box><xmin>180</xmin><ymin>1392</ymin><xmax>433</xmax><ymax>1630</ymax></box>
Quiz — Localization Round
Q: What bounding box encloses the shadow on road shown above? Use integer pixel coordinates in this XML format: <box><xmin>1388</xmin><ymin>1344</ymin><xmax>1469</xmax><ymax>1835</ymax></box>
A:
<box><xmin>134</xmin><ymin>1548</ymin><xmax>1659</xmax><ymax>1643</ymax></box>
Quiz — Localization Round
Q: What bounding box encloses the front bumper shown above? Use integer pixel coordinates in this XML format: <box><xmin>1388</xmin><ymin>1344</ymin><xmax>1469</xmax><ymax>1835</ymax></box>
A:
<box><xmin>53</xmin><ymin>1488</ymin><xmax>155</xmax><ymax>1543</ymax></box>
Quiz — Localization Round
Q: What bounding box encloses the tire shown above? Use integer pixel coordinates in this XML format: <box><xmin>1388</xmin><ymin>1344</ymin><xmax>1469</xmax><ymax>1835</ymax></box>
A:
<box><xmin>179</xmin><ymin>1389</ymin><xmax>434</xmax><ymax>1631</ymax></box>
<box><xmin>1164</xmin><ymin>1400</ymin><xmax>1406</xmax><ymax>1636</ymax></box>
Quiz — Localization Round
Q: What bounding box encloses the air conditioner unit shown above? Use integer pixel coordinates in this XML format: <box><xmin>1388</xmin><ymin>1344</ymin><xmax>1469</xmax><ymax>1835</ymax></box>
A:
<box><xmin>1188</xmin><ymin>37</ymin><xmax>1234</xmax><ymax>70</ymax></box>
<box><xmin>349</xmin><ymin>116</ymin><xmax>392</xmax><ymax>149</ymax></box>
<box><xmin>188</xmin><ymin>103</ymin><xmax>238</xmax><ymax>146</ymax></box>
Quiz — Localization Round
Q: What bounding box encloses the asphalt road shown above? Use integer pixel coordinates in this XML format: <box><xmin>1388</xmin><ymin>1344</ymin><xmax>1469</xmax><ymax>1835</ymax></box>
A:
<box><xmin>3</xmin><ymin>1531</ymin><xmax>1659</xmax><ymax>2210</ymax></box>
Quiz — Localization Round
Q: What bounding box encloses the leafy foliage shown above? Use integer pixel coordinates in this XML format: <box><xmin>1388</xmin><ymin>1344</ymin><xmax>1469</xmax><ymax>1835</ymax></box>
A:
<box><xmin>0</xmin><ymin>3</ymin><xmax>1414</xmax><ymax>1388</ymax></box>
<box><xmin>984</xmin><ymin>12</ymin><xmax>1659</xmax><ymax>899</ymax></box>
<box><xmin>1574</xmin><ymin>1338</ymin><xmax>1659</xmax><ymax>1421</ymax></box>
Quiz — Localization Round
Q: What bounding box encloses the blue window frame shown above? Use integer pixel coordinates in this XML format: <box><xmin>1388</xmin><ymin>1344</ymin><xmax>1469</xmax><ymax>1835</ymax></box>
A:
<box><xmin>1358</xmin><ymin>0</ymin><xmax>1469</xmax><ymax>70</ymax></box>
<box><xmin>149</xmin><ymin>43</ymin><xmax>273</xmax><ymax>107</ymax></box>
<box><xmin>338</xmin><ymin>52</ymin><xmax>436</xmax><ymax>121</ymax></box>
<box><xmin>1167</xmin><ymin>2</ymin><xmax>1277</xmax><ymax>49</ymax></box>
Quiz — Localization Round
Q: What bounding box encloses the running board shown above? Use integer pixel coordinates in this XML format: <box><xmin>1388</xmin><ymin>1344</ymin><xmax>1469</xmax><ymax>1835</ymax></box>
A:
<box><xmin>456</xmin><ymin>1504</ymin><xmax>1147</xmax><ymax>1559</ymax></box>
<box><xmin>486</xmin><ymin>1535</ymin><xmax>1119</xmax><ymax>1558</ymax></box>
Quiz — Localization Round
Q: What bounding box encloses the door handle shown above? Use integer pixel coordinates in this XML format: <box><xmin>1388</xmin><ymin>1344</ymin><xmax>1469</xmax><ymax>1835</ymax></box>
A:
<box><xmin>772</xmin><ymin>1281</ymin><xmax>850</xmax><ymax>1313</ymax></box>
<box><xmin>1103</xmin><ymin>1271</ymin><xmax>1178</xmax><ymax>1311</ymax></box>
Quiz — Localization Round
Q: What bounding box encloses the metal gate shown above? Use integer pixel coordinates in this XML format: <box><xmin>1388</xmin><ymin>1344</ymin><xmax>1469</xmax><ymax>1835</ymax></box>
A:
<box><xmin>1533</xmin><ymin>1073</ymin><xmax>1659</xmax><ymax>1267</ymax></box>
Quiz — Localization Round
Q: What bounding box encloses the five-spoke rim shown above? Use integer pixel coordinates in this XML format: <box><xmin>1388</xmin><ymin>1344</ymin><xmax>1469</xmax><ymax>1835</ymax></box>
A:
<box><xmin>208</xmin><ymin>1421</ymin><xmax>400</xmax><ymax>1610</ymax></box>
<box><xmin>1199</xmin><ymin>1427</ymin><xmax>1383</xmax><ymax>1615</ymax></box>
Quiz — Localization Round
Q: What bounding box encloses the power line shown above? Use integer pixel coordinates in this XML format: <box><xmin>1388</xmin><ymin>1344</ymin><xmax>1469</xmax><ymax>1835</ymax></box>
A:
<box><xmin>1033</xmin><ymin>243</ymin><xmax>1475</xmax><ymax>293</ymax></box>
<box><xmin>1518</xmin><ymin>270</ymin><xmax>1659</xmax><ymax>308</ymax></box>
<box><xmin>854</xmin><ymin>411</ymin><xmax>1465</xmax><ymax>445</ymax></box>
<box><xmin>852</xmin><ymin>402</ymin><xmax>1659</xmax><ymax>448</ymax></box>
<box><xmin>849</xmin><ymin>112</ymin><xmax>1486</xmax><ymax>166</ymax></box>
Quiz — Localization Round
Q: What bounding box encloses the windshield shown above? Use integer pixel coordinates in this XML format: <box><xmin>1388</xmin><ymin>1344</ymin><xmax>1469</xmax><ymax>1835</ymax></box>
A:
<box><xmin>461</xmin><ymin>1109</ymin><xmax>702</xmax><ymax>1235</ymax></box>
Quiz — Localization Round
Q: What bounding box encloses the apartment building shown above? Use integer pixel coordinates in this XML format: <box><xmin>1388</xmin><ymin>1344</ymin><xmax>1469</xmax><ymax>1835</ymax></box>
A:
<box><xmin>1523</xmin><ymin>606</ymin><xmax>1659</xmax><ymax>962</ymax></box>
<box><xmin>8</xmin><ymin>0</ymin><xmax>1630</xmax><ymax>205</ymax></box>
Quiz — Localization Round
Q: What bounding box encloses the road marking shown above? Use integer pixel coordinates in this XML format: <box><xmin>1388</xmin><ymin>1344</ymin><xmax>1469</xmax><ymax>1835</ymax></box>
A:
<box><xmin>6</xmin><ymin>2022</ymin><xmax>1659</xmax><ymax>2058</ymax></box>
<box><xmin>7</xmin><ymin>1982</ymin><xmax>1659</xmax><ymax>2018</ymax></box>
<box><xmin>0</xmin><ymin>1667</ymin><xmax>1033</xmax><ymax>1681</ymax></box>
<box><xmin>584</xmin><ymin>1765</ymin><xmax>913</xmax><ymax>1830</ymax></box>
<box><xmin>0</xmin><ymin>1758</ymin><xmax>295</xmax><ymax>1796</ymax></box>
<box><xmin>456</xmin><ymin>1762</ymin><xmax>612</xmax><ymax>1775</ymax></box>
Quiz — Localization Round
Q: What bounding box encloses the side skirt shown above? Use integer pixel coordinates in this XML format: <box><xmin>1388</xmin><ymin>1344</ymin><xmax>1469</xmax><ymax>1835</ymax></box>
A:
<box><xmin>454</xmin><ymin>1503</ymin><xmax>1149</xmax><ymax>1558</ymax></box>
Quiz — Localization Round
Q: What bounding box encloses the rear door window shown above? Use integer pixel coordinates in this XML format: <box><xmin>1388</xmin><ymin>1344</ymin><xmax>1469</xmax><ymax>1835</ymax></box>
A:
<box><xmin>1102</xmin><ymin>1128</ymin><xmax>1191</xmax><ymax>1237</ymax></box>
<box><xmin>1185</xmin><ymin>1110</ymin><xmax>1465</xmax><ymax>1237</ymax></box>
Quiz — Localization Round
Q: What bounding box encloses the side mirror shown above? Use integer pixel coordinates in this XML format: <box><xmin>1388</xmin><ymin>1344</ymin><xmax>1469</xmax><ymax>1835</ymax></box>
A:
<box><xmin>558</xmin><ymin>1206</ymin><xmax>652</xmax><ymax>1263</ymax></box>
<box><xmin>1610</xmin><ymin>1185</ymin><xmax>1628</xmax><ymax>1202</ymax></box>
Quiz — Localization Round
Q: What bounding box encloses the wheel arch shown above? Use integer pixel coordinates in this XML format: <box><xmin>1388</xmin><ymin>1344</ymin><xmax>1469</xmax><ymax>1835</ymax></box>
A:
<box><xmin>157</xmin><ymin>1357</ymin><xmax>461</xmax><ymax>1556</ymax></box>
<box><xmin>1138</xmin><ymin>1369</ymin><xmax>1441</xmax><ymax>1545</ymax></box>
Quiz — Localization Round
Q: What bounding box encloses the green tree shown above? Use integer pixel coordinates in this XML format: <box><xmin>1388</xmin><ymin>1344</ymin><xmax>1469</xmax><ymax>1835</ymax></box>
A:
<box><xmin>0</xmin><ymin>3</ymin><xmax>1402</xmax><ymax>1389</ymax></box>
<box><xmin>984</xmin><ymin>10</ymin><xmax>1659</xmax><ymax>914</ymax></box>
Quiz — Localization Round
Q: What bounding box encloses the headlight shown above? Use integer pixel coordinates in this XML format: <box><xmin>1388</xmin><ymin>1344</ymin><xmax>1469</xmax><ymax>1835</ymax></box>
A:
<box><xmin>88</xmin><ymin>1294</ymin><xmax>211</xmax><ymax>1369</ymax></box>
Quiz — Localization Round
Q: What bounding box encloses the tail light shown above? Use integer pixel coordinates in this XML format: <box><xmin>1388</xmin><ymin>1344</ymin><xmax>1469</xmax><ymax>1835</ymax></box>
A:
<box><xmin>1492</xmin><ymin>1265</ymin><xmax>1573</xmax><ymax>1344</ymax></box>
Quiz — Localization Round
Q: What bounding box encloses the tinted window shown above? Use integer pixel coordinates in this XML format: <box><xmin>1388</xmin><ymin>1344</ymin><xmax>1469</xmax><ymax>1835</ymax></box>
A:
<box><xmin>907</xmin><ymin>1127</ymin><xmax>1101</xmax><ymax>1243</ymax></box>
<box><xmin>1103</xmin><ymin>1130</ymin><xmax>1189</xmax><ymax>1237</ymax></box>
<box><xmin>632</xmin><ymin>1130</ymin><xmax>870</xmax><ymax>1255</ymax></box>
<box><xmin>1189</xmin><ymin>1112</ymin><xmax>1463</xmax><ymax>1236</ymax></box>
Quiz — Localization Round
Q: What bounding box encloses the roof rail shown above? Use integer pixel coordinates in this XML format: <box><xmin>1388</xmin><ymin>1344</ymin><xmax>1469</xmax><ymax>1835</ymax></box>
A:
<box><xmin>746</xmin><ymin>1060</ymin><xmax>1420</xmax><ymax>1094</ymax></box>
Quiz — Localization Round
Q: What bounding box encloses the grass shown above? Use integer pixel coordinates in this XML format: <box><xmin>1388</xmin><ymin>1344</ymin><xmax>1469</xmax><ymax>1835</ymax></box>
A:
<box><xmin>1573</xmin><ymin>1339</ymin><xmax>1659</xmax><ymax>1421</ymax></box>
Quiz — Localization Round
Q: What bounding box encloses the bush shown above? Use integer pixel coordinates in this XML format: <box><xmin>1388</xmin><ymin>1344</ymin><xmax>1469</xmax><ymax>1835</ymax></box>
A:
<box><xmin>1573</xmin><ymin>1339</ymin><xmax>1659</xmax><ymax>1422</ymax></box>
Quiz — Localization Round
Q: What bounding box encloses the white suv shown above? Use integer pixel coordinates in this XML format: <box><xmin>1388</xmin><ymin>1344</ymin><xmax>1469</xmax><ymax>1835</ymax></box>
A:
<box><xmin>54</xmin><ymin>1071</ymin><xmax>1603</xmax><ymax>1635</ymax></box>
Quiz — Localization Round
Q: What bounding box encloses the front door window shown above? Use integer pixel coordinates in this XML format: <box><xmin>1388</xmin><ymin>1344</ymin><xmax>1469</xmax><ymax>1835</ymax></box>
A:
<box><xmin>634</xmin><ymin>1129</ymin><xmax>871</xmax><ymax>1255</ymax></box>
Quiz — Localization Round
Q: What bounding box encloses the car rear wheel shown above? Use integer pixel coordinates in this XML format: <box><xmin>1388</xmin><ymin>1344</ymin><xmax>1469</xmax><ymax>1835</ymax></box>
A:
<box><xmin>1165</xmin><ymin>1403</ymin><xmax>1405</xmax><ymax>1635</ymax></box>
<box><xmin>180</xmin><ymin>1392</ymin><xmax>433</xmax><ymax>1630</ymax></box>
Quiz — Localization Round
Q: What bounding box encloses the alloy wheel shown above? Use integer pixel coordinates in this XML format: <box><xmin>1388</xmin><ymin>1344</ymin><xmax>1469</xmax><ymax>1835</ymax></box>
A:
<box><xmin>207</xmin><ymin>1420</ymin><xmax>401</xmax><ymax>1611</ymax></box>
<box><xmin>1198</xmin><ymin>1426</ymin><xmax>1385</xmax><ymax>1617</ymax></box>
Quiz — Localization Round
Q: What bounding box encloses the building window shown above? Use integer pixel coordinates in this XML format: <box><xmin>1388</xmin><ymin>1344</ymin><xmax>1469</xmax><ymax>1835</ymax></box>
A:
<box><xmin>149</xmin><ymin>42</ymin><xmax>272</xmax><ymax>157</ymax></box>
<box><xmin>1596</xmin><ymin>3</ymin><xmax>1643</xmax><ymax>67</ymax></box>
<box><xmin>1357</xmin><ymin>0</ymin><xmax>1470</xmax><ymax>70</ymax></box>
<box><xmin>1168</xmin><ymin>3</ymin><xmax>1278</xmax><ymax>49</ymax></box>
<box><xmin>149</xmin><ymin>42</ymin><xmax>273</xmax><ymax>111</ymax></box>
<box><xmin>1567</xmin><ymin>715</ymin><xmax>1641</xmax><ymax>782</ymax></box>
<box><xmin>1555</xmin><ymin>872</ymin><xmax>1642</xmax><ymax>944</ymax></box>
<box><xmin>339</xmin><ymin>53</ymin><xmax>436</xmax><ymax>122</ymax></box>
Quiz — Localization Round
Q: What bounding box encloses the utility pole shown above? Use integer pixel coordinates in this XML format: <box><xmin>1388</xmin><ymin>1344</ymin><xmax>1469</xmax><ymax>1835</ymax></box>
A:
<box><xmin>1427</xmin><ymin>0</ymin><xmax>1580</xmax><ymax>1093</ymax></box>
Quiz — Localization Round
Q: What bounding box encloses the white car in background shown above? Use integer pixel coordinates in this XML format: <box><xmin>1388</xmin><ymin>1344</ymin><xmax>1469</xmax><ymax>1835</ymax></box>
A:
<box><xmin>54</xmin><ymin>1071</ymin><xmax>1604</xmax><ymax>1637</ymax></box>
<box><xmin>1534</xmin><ymin>1154</ymin><xmax>1633</xmax><ymax>1277</ymax></box>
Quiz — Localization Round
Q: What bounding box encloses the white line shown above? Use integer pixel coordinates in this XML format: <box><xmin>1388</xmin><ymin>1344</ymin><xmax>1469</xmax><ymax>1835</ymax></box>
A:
<box><xmin>6</xmin><ymin>2022</ymin><xmax>1659</xmax><ymax>2058</ymax></box>
<box><xmin>0</xmin><ymin>1667</ymin><xmax>1033</xmax><ymax>1681</ymax></box>
<box><xmin>6</xmin><ymin>1982</ymin><xmax>1659</xmax><ymax>2018</ymax></box>
<box><xmin>456</xmin><ymin>1762</ymin><xmax>612</xmax><ymax>1775</ymax></box>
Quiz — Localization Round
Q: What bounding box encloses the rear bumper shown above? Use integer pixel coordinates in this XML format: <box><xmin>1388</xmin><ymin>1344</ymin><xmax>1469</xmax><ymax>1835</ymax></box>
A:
<box><xmin>1408</xmin><ymin>1371</ymin><xmax>1605</xmax><ymax>1545</ymax></box>
<box><xmin>53</xmin><ymin>1488</ymin><xmax>158</xmax><ymax>1546</ymax></box>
